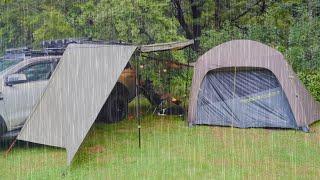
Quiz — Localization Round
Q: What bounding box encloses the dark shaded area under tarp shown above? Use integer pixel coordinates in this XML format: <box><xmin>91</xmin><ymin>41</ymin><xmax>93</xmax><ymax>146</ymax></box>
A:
<box><xmin>195</xmin><ymin>68</ymin><xmax>297</xmax><ymax>129</ymax></box>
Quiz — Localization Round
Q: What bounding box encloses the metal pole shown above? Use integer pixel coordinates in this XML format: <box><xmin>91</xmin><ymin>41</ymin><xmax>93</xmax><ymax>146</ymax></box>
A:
<box><xmin>184</xmin><ymin>46</ymin><xmax>191</xmax><ymax>122</ymax></box>
<box><xmin>135</xmin><ymin>52</ymin><xmax>141</xmax><ymax>148</ymax></box>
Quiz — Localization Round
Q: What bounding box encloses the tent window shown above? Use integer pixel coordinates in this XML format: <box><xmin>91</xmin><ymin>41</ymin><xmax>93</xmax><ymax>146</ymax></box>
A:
<box><xmin>200</xmin><ymin>68</ymin><xmax>280</xmax><ymax>103</ymax></box>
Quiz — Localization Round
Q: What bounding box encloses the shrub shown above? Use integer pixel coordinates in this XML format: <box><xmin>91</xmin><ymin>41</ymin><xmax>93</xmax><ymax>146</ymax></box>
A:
<box><xmin>297</xmin><ymin>70</ymin><xmax>320</xmax><ymax>102</ymax></box>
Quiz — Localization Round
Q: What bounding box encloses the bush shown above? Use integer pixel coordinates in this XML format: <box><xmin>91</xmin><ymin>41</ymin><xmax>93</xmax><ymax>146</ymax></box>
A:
<box><xmin>287</xmin><ymin>18</ymin><xmax>320</xmax><ymax>71</ymax></box>
<box><xmin>297</xmin><ymin>70</ymin><xmax>320</xmax><ymax>102</ymax></box>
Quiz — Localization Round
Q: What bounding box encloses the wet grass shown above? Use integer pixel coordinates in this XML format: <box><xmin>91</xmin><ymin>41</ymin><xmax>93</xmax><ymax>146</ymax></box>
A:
<box><xmin>0</xmin><ymin>100</ymin><xmax>320</xmax><ymax>179</ymax></box>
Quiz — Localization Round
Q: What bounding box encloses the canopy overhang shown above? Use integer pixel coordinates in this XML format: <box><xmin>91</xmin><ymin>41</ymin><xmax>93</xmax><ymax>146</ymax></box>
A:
<box><xmin>17</xmin><ymin>44</ymin><xmax>137</xmax><ymax>164</ymax></box>
<box><xmin>139</xmin><ymin>39</ymin><xmax>194</xmax><ymax>53</ymax></box>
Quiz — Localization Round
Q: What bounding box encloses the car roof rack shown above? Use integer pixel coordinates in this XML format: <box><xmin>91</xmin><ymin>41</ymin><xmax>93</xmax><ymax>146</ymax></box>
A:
<box><xmin>41</xmin><ymin>38</ymin><xmax>132</xmax><ymax>49</ymax></box>
<box><xmin>2</xmin><ymin>38</ymin><xmax>132</xmax><ymax>61</ymax></box>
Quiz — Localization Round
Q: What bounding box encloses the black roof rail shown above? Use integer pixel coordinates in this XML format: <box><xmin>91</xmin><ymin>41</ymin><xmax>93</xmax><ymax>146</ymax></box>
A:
<box><xmin>3</xmin><ymin>47</ymin><xmax>32</xmax><ymax>60</ymax></box>
<box><xmin>41</xmin><ymin>38</ymin><xmax>91</xmax><ymax>49</ymax></box>
<box><xmin>41</xmin><ymin>38</ymin><xmax>132</xmax><ymax>48</ymax></box>
<box><xmin>3</xmin><ymin>38</ymin><xmax>132</xmax><ymax>61</ymax></box>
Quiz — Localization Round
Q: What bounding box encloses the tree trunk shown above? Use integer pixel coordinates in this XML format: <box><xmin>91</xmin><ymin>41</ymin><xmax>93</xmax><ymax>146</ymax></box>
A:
<box><xmin>189</xmin><ymin>0</ymin><xmax>202</xmax><ymax>51</ymax></box>
<box><xmin>172</xmin><ymin>0</ymin><xmax>193</xmax><ymax>39</ymax></box>
<box><xmin>214</xmin><ymin>0</ymin><xmax>222</xmax><ymax>30</ymax></box>
<box><xmin>171</xmin><ymin>0</ymin><xmax>203</xmax><ymax>51</ymax></box>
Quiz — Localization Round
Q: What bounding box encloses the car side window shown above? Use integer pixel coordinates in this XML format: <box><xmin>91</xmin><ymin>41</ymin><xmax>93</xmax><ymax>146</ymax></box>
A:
<box><xmin>17</xmin><ymin>61</ymin><xmax>55</xmax><ymax>82</ymax></box>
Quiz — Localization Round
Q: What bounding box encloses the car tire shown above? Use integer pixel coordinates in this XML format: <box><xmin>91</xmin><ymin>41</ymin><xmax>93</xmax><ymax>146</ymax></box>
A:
<box><xmin>97</xmin><ymin>86</ymin><xmax>129</xmax><ymax>123</ymax></box>
<box><xmin>0</xmin><ymin>115</ymin><xmax>7</xmax><ymax>136</ymax></box>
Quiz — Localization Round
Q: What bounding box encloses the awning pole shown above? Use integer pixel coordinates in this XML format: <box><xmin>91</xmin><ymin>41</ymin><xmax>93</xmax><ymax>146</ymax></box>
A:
<box><xmin>184</xmin><ymin>46</ymin><xmax>192</xmax><ymax>122</ymax></box>
<box><xmin>135</xmin><ymin>52</ymin><xmax>141</xmax><ymax>148</ymax></box>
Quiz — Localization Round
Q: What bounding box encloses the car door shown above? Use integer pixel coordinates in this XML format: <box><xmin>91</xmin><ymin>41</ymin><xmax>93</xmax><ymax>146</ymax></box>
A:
<box><xmin>2</xmin><ymin>60</ymin><xmax>56</xmax><ymax>130</ymax></box>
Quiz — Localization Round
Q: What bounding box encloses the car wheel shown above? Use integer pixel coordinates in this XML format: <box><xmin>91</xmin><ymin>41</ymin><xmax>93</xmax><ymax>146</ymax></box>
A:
<box><xmin>97</xmin><ymin>87</ymin><xmax>129</xmax><ymax>123</ymax></box>
<box><xmin>107</xmin><ymin>94</ymin><xmax>128</xmax><ymax>123</ymax></box>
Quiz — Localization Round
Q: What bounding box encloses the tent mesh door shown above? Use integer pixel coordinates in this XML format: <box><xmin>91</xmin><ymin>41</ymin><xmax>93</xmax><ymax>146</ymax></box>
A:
<box><xmin>195</xmin><ymin>68</ymin><xmax>297</xmax><ymax>128</ymax></box>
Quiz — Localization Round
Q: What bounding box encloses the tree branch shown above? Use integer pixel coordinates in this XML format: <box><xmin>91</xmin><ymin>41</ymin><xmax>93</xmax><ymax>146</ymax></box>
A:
<box><xmin>230</xmin><ymin>0</ymin><xmax>276</xmax><ymax>32</ymax></box>
<box><xmin>171</xmin><ymin>0</ymin><xmax>193</xmax><ymax>39</ymax></box>
<box><xmin>230</xmin><ymin>0</ymin><xmax>263</xmax><ymax>22</ymax></box>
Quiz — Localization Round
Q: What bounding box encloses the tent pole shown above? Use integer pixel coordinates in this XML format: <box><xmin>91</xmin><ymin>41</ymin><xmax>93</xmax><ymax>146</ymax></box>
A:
<box><xmin>135</xmin><ymin>52</ymin><xmax>141</xmax><ymax>148</ymax></box>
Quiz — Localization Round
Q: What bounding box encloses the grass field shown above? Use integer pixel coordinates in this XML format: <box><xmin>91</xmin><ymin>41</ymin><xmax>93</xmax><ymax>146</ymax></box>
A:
<box><xmin>0</xmin><ymin>101</ymin><xmax>320</xmax><ymax>179</ymax></box>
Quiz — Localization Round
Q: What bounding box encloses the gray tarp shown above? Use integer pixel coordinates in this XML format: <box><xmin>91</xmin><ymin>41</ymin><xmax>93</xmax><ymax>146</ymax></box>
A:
<box><xmin>17</xmin><ymin>44</ymin><xmax>137</xmax><ymax>164</ymax></box>
<box><xmin>196</xmin><ymin>68</ymin><xmax>297</xmax><ymax>128</ymax></box>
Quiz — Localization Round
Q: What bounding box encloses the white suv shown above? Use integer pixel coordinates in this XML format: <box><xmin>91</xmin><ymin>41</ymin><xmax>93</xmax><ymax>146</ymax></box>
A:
<box><xmin>0</xmin><ymin>56</ymin><xmax>60</xmax><ymax>138</ymax></box>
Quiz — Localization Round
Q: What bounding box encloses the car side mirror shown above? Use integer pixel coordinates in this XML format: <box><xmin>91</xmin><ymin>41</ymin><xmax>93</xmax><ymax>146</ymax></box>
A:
<box><xmin>5</xmin><ymin>74</ymin><xmax>27</xmax><ymax>86</ymax></box>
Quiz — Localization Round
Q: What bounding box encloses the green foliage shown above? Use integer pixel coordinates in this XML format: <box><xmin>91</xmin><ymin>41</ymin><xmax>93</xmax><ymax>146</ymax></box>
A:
<box><xmin>33</xmin><ymin>8</ymin><xmax>75</xmax><ymax>45</ymax></box>
<box><xmin>298</xmin><ymin>70</ymin><xmax>320</xmax><ymax>102</ymax></box>
<box><xmin>65</xmin><ymin>1</ymin><xmax>97</xmax><ymax>38</ymax></box>
<box><xmin>200</xmin><ymin>23</ymin><xmax>244</xmax><ymax>53</ymax></box>
<box><xmin>287</xmin><ymin>18</ymin><xmax>320</xmax><ymax>71</ymax></box>
<box><xmin>94</xmin><ymin>0</ymin><xmax>183</xmax><ymax>43</ymax></box>
<box><xmin>1</xmin><ymin>0</ymin><xmax>320</xmax><ymax>101</ymax></box>
<box><xmin>0</xmin><ymin>0</ymin><xmax>41</xmax><ymax>50</ymax></box>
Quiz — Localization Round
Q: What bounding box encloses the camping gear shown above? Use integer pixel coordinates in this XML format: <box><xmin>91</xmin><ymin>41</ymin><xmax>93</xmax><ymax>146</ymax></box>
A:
<box><xmin>16</xmin><ymin>40</ymin><xmax>194</xmax><ymax>165</ymax></box>
<box><xmin>188</xmin><ymin>40</ymin><xmax>320</xmax><ymax>131</ymax></box>
<box><xmin>158</xmin><ymin>105</ymin><xmax>185</xmax><ymax>116</ymax></box>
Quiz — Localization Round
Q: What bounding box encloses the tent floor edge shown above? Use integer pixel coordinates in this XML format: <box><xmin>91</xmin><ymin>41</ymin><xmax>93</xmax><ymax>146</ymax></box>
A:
<box><xmin>188</xmin><ymin>123</ymin><xmax>194</xmax><ymax>128</ymax></box>
<box><xmin>299</xmin><ymin>126</ymin><xmax>310</xmax><ymax>133</ymax></box>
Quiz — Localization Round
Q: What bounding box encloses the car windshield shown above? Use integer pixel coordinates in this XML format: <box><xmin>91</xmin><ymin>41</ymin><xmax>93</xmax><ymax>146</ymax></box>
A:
<box><xmin>0</xmin><ymin>60</ymin><xmax>20</xmax><ymax>73</ymax></box>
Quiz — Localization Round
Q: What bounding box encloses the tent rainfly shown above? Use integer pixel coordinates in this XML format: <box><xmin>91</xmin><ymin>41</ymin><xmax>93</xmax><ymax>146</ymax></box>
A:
<box><xmin>188</xmin><ymin>40</ymin><xmax>320</xmax><ymax>131</ymax></box>
<box><xmin>17</xmin><ymin>40</ymin><xmax>194</xmax><ymax>165</ymax></box>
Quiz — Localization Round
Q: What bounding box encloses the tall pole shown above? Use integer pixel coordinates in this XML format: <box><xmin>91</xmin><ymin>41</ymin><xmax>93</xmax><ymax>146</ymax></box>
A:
<box><xmin>135</xmin><ymin>52</ymin><xmax>141</xmax><ymax>148</ymax></box>
<box><xmin>184</xmin><ymin>46</ymin><xmax>192</xmax><ymax>122</ymax></box>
